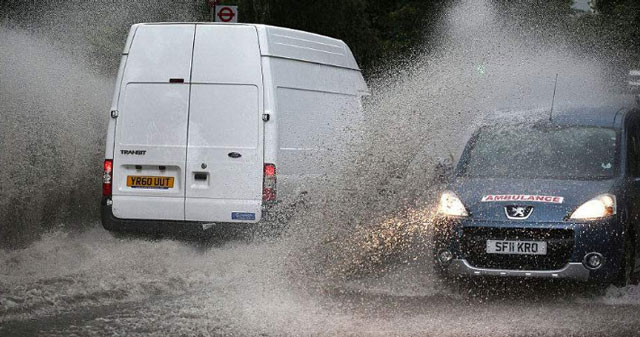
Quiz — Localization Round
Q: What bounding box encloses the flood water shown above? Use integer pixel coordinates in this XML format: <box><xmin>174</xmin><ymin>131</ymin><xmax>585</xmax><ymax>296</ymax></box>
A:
<box><xmin>2</xmin><ymin>0</ymin><xmax>640</xmax><ymax>336</ymax></box>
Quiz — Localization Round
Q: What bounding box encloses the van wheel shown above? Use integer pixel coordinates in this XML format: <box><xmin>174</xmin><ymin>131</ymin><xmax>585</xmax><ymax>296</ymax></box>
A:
<box><xmin>102</xmin><ymin>224</ymin><xmax>131</xmax><ymax>239</ymax></box>
<box><xmin>101</xmin><ymin>220</ymin><xmax>130</xmax><ymax>239</ymax></box>
<box><xmin>101</xmin><ymin>220</ymin><xmax>121</xmax><ymax>233</ymax></box>
<box><xmin>614</xmin><ymin>232</ymin><xmax>636</xmax><ymax>287</ymax></box>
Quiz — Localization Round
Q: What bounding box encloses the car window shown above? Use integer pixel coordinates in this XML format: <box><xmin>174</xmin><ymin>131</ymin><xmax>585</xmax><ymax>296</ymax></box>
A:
<box><xmin>459</xmin><ymin>125</ymin><xmax>619</xmax><ymax>180</ymax></box>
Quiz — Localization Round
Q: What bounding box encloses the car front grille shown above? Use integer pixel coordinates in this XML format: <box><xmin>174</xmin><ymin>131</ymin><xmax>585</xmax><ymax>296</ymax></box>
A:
<box><xmin>461</xmin><ymin>227</ymin><xmax>574</xmax><ymax>271</ymax></box>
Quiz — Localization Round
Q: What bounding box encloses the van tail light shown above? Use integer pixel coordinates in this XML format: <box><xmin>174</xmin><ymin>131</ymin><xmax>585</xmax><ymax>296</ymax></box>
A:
<box><xmin>103</xmin><ymin>160</ymin><xmax>113</xmax><ymax>197</ymax></box>
<box><xmin>263</xmin><ymin>163</ymin><xmax>276</xmax><ymax>202</ymax></box>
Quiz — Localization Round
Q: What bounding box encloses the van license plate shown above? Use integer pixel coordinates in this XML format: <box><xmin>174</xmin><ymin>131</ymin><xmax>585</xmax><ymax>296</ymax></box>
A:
<box><xmin>486</xmin><ymin>240</ymin><xmax>547</xmax><ymax>255</ymax></box>
<box><xmin>127</xmin><ymin>176</ymin><xmax>174</xmax><ymax>189</ymax></box>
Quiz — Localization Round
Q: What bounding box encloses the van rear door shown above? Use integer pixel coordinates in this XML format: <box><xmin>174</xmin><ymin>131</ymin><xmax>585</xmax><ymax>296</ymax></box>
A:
<box><xmin>112</xmin><ymin>24</ymin><xmax>195</xmax><ymax>220</ymax></box>
<box><xmin>185</xmin><ymin>25</ymin><xmax>264</xmax><ymax>222</ymax></box>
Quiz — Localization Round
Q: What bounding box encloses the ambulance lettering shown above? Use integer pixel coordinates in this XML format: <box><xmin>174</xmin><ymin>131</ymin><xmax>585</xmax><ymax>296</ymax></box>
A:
<box><xmin>481</xmin><ymin>195</ymin><xmax>564</xmax><ymax>204</ymax></box>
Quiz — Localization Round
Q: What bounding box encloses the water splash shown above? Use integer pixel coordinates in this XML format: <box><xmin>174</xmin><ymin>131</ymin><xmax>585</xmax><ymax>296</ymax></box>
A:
<box><xmin>1</xmin><ymin>0</ymin><xmax>639</xmax><ymax>335</ymax></box>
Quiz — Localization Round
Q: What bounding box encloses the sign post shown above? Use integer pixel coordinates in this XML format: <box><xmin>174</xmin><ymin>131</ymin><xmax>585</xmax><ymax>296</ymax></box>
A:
<box><xmin>207</xmin><ymin>0</ymin><xmax>219</xmax><ymax>21</ymax></box>
<box><xmin>215</xmin><ymin>6</ymin><xmax>238</xmax><ymax>23</ymax></box>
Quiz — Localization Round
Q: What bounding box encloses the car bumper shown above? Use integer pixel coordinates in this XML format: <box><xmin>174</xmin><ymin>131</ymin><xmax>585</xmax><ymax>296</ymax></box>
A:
<box><xmin>433</xmin><ymin>217</ymin><xmax>625</xmax><ymax>282</ymax></box>
<box><xmin>447</xmin><ymin>259</ymin><xmax>590</xmax><ymax>281</ymax></box>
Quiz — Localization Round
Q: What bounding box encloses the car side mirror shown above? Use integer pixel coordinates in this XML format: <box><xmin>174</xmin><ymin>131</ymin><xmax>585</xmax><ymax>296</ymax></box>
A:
<box><xmin>433</xmin><ymin>157</ymin><xmax>454</xmax><ymax>184</ymax></box>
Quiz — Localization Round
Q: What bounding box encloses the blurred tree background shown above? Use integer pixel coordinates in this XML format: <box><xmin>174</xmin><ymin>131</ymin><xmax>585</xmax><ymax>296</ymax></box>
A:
<box><xmin>592</xmin><ymin>0</ymin><xmax>640</xmax><ymax>69</ymax></box>
<box><xmin>0</xmin><ymin>0</ymin><xmax>638</xmax><ymax>76</ymax></box>
<box><xmin>236</xmin><ymin>0</ymin><xmax>446</xmax><ymax>76</ymax></box>
<box><xmin>0</xmin><ymin>0</ymin><xmax>444</xmax><ymax>77</ymax></box>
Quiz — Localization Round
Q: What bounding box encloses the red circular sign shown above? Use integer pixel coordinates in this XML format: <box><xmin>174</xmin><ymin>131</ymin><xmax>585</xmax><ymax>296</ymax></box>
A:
<box><xmin>217</xmin><ymin>7</ymin><xmax>236</xmax><ymax>22</ymax></box>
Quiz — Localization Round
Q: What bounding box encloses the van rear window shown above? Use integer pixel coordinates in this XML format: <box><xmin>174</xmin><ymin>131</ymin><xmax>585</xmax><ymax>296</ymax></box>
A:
<box><xmin>459</xmin><ymin>126</ymin><xmax>618</xmax><ymax>180</ymax></box>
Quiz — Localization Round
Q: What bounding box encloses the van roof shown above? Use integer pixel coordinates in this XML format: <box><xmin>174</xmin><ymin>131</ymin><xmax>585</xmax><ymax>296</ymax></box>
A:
<box><xmin>125</xmin><ymin>23</ymin><xmax>360</xmax><ymax>70</ymax></box>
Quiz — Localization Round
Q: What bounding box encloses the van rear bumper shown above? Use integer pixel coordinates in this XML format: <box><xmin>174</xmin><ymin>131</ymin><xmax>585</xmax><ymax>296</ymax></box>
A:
<box><xmin>101</xmin><ymin>197</ymin><xmax>248</xmax><ymax>234</ymax></box>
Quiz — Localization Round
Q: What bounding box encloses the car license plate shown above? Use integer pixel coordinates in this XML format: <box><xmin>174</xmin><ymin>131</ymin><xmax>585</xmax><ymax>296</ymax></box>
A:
<box><xmin>127</xmin><ymin>176</ymin><xmax>174</xmax><ymax>189</ymax></box>
<box><xmin>486</xmin><ymin>240</ymin><xmax>547</xmax><ymax>255</ymax></box>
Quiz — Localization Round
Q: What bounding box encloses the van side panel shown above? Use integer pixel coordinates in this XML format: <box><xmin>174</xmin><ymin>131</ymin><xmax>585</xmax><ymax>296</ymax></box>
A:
<box><xmin>267</xmin><ymin>58</ymin><xmax>365</xmax><ymax>200</ymax></box>
<box><xmin>111</xmin><ymin>24</ymin><xmax>195</xmax><ymax>221</ymax></box>
<box><xmin>185</xmin><ymin>25</ymin><xmax>264</xmax><ymax>222</ymax></box>
<box><xmin>276</xmin><ymin>87</ymin><xmax>361</xmax><ymax>172</ymax></box>
<box><xmin>260</xmin><ymin>57</ymin><xmax>278</xmax><ymax>170</ymax></box>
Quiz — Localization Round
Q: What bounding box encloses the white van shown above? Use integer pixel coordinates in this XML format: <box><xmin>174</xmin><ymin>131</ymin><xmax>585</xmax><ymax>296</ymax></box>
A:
<box><xmin>101</xmin><ymin>23</ymin><xmax>368</xmax><ymax>232</ymax></box>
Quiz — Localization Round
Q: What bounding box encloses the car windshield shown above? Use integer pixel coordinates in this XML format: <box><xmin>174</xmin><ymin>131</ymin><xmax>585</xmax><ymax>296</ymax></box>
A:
<box><xmin>459</xmin><ymin>125</ymin><xmax>618</xmax><ymax>180</ymax></box>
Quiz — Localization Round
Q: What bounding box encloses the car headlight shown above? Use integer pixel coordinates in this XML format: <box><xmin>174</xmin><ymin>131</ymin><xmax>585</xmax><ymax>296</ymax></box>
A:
<box><xmin>569</xmin><ymin>194</ymin><xmax>616</xmax><ymax>220</ymax></box>
<box><xmin>438</xmin><ymin>190</ymin><xmax>469</xmax><ymax>217</ymax></box>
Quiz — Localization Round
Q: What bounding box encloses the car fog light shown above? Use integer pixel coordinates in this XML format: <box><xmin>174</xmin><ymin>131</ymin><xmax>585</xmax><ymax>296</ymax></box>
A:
<box><xmin>438</xmin><ymin>250</ymin><xmax>453</xmax><ymax>264</ymax></box>
<box><xmin>583</xmin><ymin>253</ymin><xmax>604</xmax><ymax>270</ymax></box>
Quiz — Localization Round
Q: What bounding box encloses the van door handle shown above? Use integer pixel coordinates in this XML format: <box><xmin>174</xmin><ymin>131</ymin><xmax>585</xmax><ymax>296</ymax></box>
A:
<box><xmin>194</xmin><ymin>172</ymin><xmax>208</xmax><ymax>181</ymax></box>
<box><xmin>228</xmin><ymin>152</ymin><xmax>242</xmax><ymax>159</ymax></box>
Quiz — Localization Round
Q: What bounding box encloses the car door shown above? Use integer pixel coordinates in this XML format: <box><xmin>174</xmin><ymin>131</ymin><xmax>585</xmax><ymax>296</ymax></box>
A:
<box><xmin>184</xmin><ymin>25</ymin><xmax>264</xmax><ymax>222</ymax></box>
<box><xmin>112</xmin><ymin>24</ymin><xmax>195</xmax><ymax>221</ymax></box>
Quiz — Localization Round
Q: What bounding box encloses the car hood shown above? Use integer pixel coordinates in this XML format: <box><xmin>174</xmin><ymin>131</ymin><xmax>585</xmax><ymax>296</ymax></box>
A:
<box><xmin>449</xmin><ymin>177</ymin><xmax>618</xmax><ymax>222</ymax></box>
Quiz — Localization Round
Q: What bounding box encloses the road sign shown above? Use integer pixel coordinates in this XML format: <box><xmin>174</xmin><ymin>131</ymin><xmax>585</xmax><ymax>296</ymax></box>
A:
<box><xmin>215</xmin><ymin>6</ymin><xmax>238</xmax><ymax>23</ymax></box>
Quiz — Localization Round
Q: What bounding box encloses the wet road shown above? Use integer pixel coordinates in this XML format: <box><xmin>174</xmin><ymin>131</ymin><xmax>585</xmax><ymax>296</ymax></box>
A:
<box><xmin>2</xmin><ymin>228</ymin><xmax>640</xmax><ymax>337</ymax></box>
